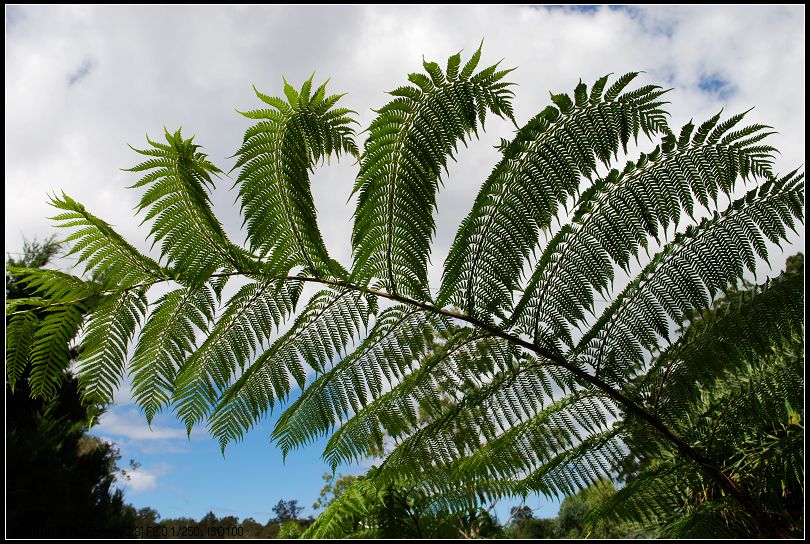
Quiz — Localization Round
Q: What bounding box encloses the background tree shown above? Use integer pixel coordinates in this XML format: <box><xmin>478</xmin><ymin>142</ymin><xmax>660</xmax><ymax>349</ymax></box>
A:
<box><xmin>313</xmin><ymin>473</ymin><xmax>359</xmax><ymax>511</ymax></box>
<box><xmin>6</xmin><ymin>46</ymin><xmax>804</xmax><ymax>538</ymax></box>
<box><xmin>6</xmin><ymin>238</ymin><xmax>136</xmax><ymax>538</ymax></box>
<box><xmin>270</xmin><ymin>499</ymin><xmax>304</xmax><ymax>523</ymax></box>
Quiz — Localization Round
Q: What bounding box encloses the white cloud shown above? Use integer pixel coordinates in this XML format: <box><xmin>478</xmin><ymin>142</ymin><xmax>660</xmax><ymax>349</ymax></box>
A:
<box><xmin>95</xmin><ymin>407</ymin><xmax>186</xmax><ymax>441</ymax></box>
<box><xmin>121</xmin><ymin>467</ymin><xmax>158</xmax><ymax>493</ymax></box>
<box><xmin>118</xmin><ymin>462</ymin><xmax>173</xmax><ymax>494</ymax></box>
<box><xmin>5</xmin><ymin>6</ymin><xmax>803</xmax><ymax>261</ymax></box>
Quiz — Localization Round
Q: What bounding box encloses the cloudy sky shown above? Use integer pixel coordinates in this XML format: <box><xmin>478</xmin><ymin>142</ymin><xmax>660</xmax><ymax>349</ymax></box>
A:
<box><xmin>5</xmin><ymin>5</ymin><xmax>805</xmax><ymax>522</ymax></box>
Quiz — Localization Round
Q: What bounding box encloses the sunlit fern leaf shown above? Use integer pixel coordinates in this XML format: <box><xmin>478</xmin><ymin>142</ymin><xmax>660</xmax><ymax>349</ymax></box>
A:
<box><xmin>511</xmin><ymin>115</ymin><xmax>778</xmax><ymax>348</ymax></box>
<box><xmin>454</xmin><ymin>392</ymin><xmax>616</xmax><ymax>484</ymax></box>
<box><xmin>233</xmin><ymin>76</ymin><xmax>359</xmax><ymax>276</ymax></box>
<box><xmin>4</xmin><ymin>296</ymin><xmax>51</xmax><ymax>314</ymax></box>
<box><xmin>49</xmin><ymin>192</ymin><xmax>166</xmax><ymax>287</ymax></box>
<box><xmin>440</xmin><ymin>73</ymin><xmax>670</xmax><ymax>320</ymax></box>
<box><xmin>352</xmin><ymin>44</ymin><xmax>515</xmax><ymax>299</ymax></box>
<box><xmin>28</xmin><ymin>303</ymin><xmax>86</xmax><ymax>399</ymax></box>
<box><xmin>129</xmin><ymin>283</ymin><xmax>217</xmax><ymax>424</ymax></box>
<box><xmin>76</xmin><ymin>288</ymin><xmax>148</xmax><ymax>405</ymax></box>
<box><xmin>172</xmin><ymin>279</ymin><xmax>302</xmax><ymax>432</ymax></box>
<box><xmin>302</xmin><ymin>476</ymin><xmax>379</xmax><ymax>538</ymax></box>
<box><xmin>272</xmin><ymin>306</ymin><xmax>445</xmax><ymax>456</ymax></box>
<box><xmin>6</xmin><ymin>311</ymin><xmax>39</xmax><ymax>391</ymax></box>
<box><xmin>209</xmin><ymin>288</ymin><xmax>373</xmax><ymax>451</ymax></box>
<box><xmin>127</xmin><ymin>128</ymin><xmax>240</xmax><ymax>285</ymax></box>
<box><xmin>320</xmin><ymin>329</ymin><xmax>509</xmax><ymax>470</ymax></box>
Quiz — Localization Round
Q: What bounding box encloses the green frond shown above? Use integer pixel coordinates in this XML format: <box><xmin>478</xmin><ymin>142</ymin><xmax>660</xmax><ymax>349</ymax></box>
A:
<box><xmin>303</xmin><ymin>476</ymin><xmax>379</xmax><ymax>538</ymax></box>
<box><xmin>455</xmin><ymin>392</ymin><xmax>617</xmax><ymax>485</ymax></box>
<box><xmin>129</xmin><ymin>284</ymin><xmax>217</xmax><ymax>423</ymax></box>
<box><xmin>510</xmin><ymin>114</ymin><xmax>779</xmax><ymax>348</ymax></box>
<box><xmin>172</xmin><ymin>279</ymin><xmax>302</xmax><ymax>432</ymax></box>
<box><xmin>233</xmin><ymin>78</ymin><xmax>358</xmax><ymax>277</ymax></box>
<box><xmin>6</xmin><ymin>311</ymin><xmax>40</xmax><ymax>391</ymax></box>
<box><xmin>209</xmin><ymin>288</ymin><xmax>373</xmax><ymax>451</ymax></box>
<box><xmin>320</xmin><ymin>330</ymin><xmax>512</xmax><ymax>470</ymax></box>
<box><xmin>440</xmin><ymin>73</ymin><xmax>670</xmax><ymax>319</ymax></box>
<box><xmin>272</xmin><ymin>306</ymin><xmax>444</xmax><ymax>456</ymax></box>
<box><xmin>49</xmin><ymin>192</ymin><xmax>166</xmax><ymax>287</ymax></box>
<box><xmin>127</xmin><ymin>129</ymin><xmax>240</xmax><ymax>284</ymax></box>
<box><xmin>520</xmin><ymin>427</ymin><xmax>626</xmax><ymax>498</ymax></box>
<box><xmin>574</xmin><ymin>171</ymin><xmax>804</xmax><ymax>384</ymax></box>
<box><xmin>586</xmin><ymin>464</ymin><xmax>691</xmax><ymax>529</ymax></box>
<box><xmin>6</xmin><ymin>266</ymin><xmax>96</xmax><ymax>303</ymax></box>
<box><xmin>76</xmin><ymin>288</ymin><xmax>148</xmax><ymax>405</ymax></box>
<box><xmin>639</xmin><ymin>270</ymin><xmax>804</xmax><ymax>425</ymax></box>
<box><xmin>352</xmin><ymin>45</ymin><xmax>515</xmax><ymax>299</ymax></box>
<box><xmin>18</xmin><ymin>51</ymin><xmax>805</xmax><ymax>538</ymax></box>
<box><xmin>28</xmin><ymin>303</ymin><xmax>86</xmax><ymax>399</ymax></box>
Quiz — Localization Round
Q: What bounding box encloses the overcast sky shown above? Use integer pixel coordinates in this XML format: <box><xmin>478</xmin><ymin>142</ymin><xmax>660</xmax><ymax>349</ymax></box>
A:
<box><xmin>5</xmin><ymin>5</ymin><xmax>805</xmax><ymax>522</ymax></box>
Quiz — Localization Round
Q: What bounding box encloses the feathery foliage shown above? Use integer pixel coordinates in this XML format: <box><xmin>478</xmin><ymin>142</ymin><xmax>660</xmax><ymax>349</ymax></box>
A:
<box><xmin>233</xmin><ymin>76</ymin><xmax>359</xmax><ymax>276</ymax></box>
<box><xmin>6</xmin><ymin>46</ymin><xmax>804</xmax><ymax>538</ymax></box>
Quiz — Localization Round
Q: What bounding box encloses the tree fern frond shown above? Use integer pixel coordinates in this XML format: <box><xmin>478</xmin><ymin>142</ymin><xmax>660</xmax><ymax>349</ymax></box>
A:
<box><xmin>586</xmin><ymin>463</ymin><xmax>690</xmax><ymax>529</ymax></box>
<box><xmin>272</xmin><ymin>306</ymin><xmax>444</xmax><ymax>456</ymax></box>
<box><xmin>76</xmin><ymin>288</ymin><xmax>148</xmax><ymax>405</ymax></box>
<box><xmin>172</xmin><ymin>279</ymin><xmax>302</xmax><ymax>432</ymax></box>
<box><xmin>574</xmin><ymin>171</ymin><xmax>804</xmax><ymax>384</ymax></box>
<box><xmin>6</xmin><ymin>311</ymin><xmax>40</xmax><ymax>391</ymax></box>
<box><xmin>129</xmin><ymin>284</ymin><xmax>217</xmax><ymax>423</ymax></box>
<box><xmin>512</xmin><ymin>115</ymin><xmax>778</xmax><ymax>348</ymax></box>
<box><xmin>209</xmin><ymin>288</ymin><xmax>373</xmax><ymax>451</ymax></box>
<box><xmin>368</xmin><ymin>354</ymin><xmax>546</xmax><ymax>482</ymax></box>
<box><xmin>7</xmin><ymin>266</ymin><xmax>96</xmax><ymax>303</ymax></box>
<box><xmin>320</xmin><ymin>329</ymin><xmax>509</xmax><ymax>470</ymax></box>
<box><xmin>640</xmin><ymin>270</ymin><xmax>804</xmax><ymax>425</ymax></box>
<box><xmin>302</xmin><ymin>476</ymin><xmax>379</xmax><ymax>538</ymax></box>
<box><xmin>352</xmin><ymin>45</ymin><xmax>515</xmax><ymax>299</ymax></box>
<box><xmin>521</xmin><ymin>427</ymin><xmax>626</xmax><ymax>499</ymax></box>
<box><xmin>440</xmin><ymin>73</ymin><xmax>670</xmax><ymax>319</ymax></box>
<box><xmin>28</xmin><ymin>304</ymin><xmax>86</xmax><ymax>399</ymax></box>
<box><xmin>454</xmin><ymin>392</ymin><xmax>616</xmax><ymax>485</ymax></box>
<box><xmin>49</xmin><ymin>192</ymin><xmax>166</xmax><ymax>287</ymax></box>
<box><xmin>15</xmin><ymin>51</ymin><xmax>805</xmax><ymax>538</ymax></box>
<box><xmin>126</xmin><ymin>129</ymin><xmax>239</xmax><ymax>284</ymax></box>
<box><xmin>233</xmin><ymin>76</ymin><xmax>358</xmax><ymax>277</ymax></box>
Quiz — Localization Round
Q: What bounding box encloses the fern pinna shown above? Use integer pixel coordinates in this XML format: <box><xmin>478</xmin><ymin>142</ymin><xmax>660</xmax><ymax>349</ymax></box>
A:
<box><xmin>5</xmin><ymin>45</ymin><xmax>803</xmax><ymax>538</ymax></box>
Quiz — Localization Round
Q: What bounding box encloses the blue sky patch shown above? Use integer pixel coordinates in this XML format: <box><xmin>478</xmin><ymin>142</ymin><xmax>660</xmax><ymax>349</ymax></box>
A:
<box><xmin>698</xmin><ymin>73</ymin><xmax>736</xmax><ymax>100</ymax></box>
<box><xmin>6</xmin><ymin>5</ymin><xmax>25</xmax><ymax>30</ymax></box>
<box><xmin>538</xmin><ymin>5</ymin><xmax>600</xmax><ymax>14</ymax></box>
<box><xmin>67</xmin><ymin>58</ymin><xmax>96</xmax><ymax>86</ymax></box>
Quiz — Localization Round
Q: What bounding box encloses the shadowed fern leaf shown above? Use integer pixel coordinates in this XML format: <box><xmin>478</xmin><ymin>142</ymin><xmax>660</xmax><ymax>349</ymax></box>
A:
<box><xmin>441</xmin><ymin>73</ymin><xmax>669</xmax><ymax>320</ymax></box>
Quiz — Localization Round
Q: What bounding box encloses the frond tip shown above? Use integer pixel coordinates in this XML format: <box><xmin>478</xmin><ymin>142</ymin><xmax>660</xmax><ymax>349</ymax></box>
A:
<box><xmin>352</xmin><ymin>45</ymin><xmax>516</xmax><ymax>298</ymax></box>
<box><xmin>233</xmin><ymin>76</ymin><xmax>359</xmax><ymax>277</ymax></box>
